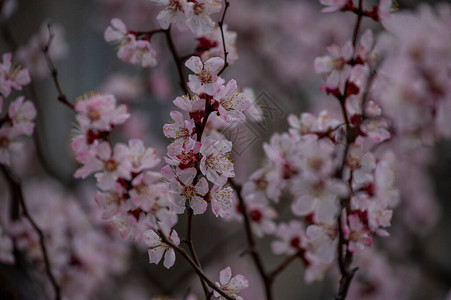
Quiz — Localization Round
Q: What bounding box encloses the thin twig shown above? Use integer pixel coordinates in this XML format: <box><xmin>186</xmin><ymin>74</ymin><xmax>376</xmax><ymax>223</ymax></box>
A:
<box><xmin>228</xmin><ymin>179</ymin><xmax>273</xmax><ymax>300</ymax></box>
<box><xmin>217</xmin><ymin>0</ymin><xmax>230</xmax><ymax>76</ymax></box>
<box><xmin>334</xmin><ymin>1</ymin><xmax>364</xmax><ymax>298</ymax></box>
<box><xmin>164</xmin><ymin>26</ymin><xmax>189</xmax><ymax>95</ymax></box>
<box><xmin>186</xmin><ymin>208</ymin><xmax>210</xmax><ymax>298</ymax></box>
<box><xmin>268</xmin><ymin>252</ymin><xmax>301</xmax><ymax>280</ymax></box>
<box><xmin>158</xmin><ymin>230</ymin><xmax>234</xmax><ymax>300</ymax></box>
<box><xmin>42</xmin><ymin>24</ymin><xmax>74</xmax><ymax>111</ymax></box>
<box><xmin>1</xmin><ymin>166</ymin><xmax>62</xmax><ymax>300</ymax></box>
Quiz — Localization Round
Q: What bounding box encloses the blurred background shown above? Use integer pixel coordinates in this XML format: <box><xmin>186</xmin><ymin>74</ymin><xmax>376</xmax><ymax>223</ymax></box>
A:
<box><xmin>1</xmin><ymin>0</ymin><xmax>451</xmax><ymax>299</ymax></box>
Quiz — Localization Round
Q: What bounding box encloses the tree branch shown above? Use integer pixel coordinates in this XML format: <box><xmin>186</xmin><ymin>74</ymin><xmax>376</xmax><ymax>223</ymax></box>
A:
<box><xmin>228</xmin><ymin>179</ymin><xmax>273</xmax><ymax>300</ymax></box>
<box><xmin>217</xmin><ymin>0</ymin><xmax>230</xmax><ymax>76</ymax></box>
<box><xmin>42</xmin><ymin>24</ymin><xmax>74</xmax><ymax>111</ymax></box>
<box><xmin>158</xmin><ymin>230</ymin><xmax>234</xmax><ymax>300</ymax></box>
<box><xmin>1</xmin><ymin>166</ymin><xmax>62</xmax><ymax>300</ymax></box>
<box><xmin>164</xmin><ymin>26</ymin><xmax>189</xmax><ymax>95</ymax></box>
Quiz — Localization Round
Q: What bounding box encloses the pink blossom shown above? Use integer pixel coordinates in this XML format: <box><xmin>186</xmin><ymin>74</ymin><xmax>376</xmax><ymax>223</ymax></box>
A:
<box><xmin>0</xmin><ymin>127</ymin><xmax>21</xmax><ymax>166</ymax></box>
<box><xmin>7</xmin><ymin>96</ymin><xmax>36</xmax><ymax>136</ymax></box>
<box><xmin>94</xmin><ymin>143</ymin><xmax>132</xmax><ymax>190</ymax></box>
<box><xmin>245</xmin><ymin>201</ymin><xmax>277</xmax><ymax>237</ymax></box>
<box><xmin>173</xmin><ymin>94</ymin><xmax>206</xmax><ymax>115</ymax></box>
<box><xmin>271</xmin><ymin>221</ymin><xmax>306</xmax><ymax>255</ymax></box>
<box><xmin>315</xmin><ymin>41</ymin><xmax>353</xmax><ymax>94</ymax></box>
<box><xmin>213</xmin><ymin>79</ymin><xmax>251</xmax><ymax>122</ymax></box>
<box><xmin>209</xmin><ymin>184</ymin><xmax>235</xmax><ymax>218</ymax></box>
<box><xmin>128</xmin><ymin>139</ymin><xmax>160</xmax><ymax>173</ymax></box>
<box><xmin>163</xmin><ymin>110</ymin><xmax>196</xmax><ymax>150</ymax></box>
<box><xmin>0</xmin><ymin>53</ymin><xmax>31</xmax><ymax>97</ymax></box>
<box><xmin>143</xmin><ymin>223</ymin><xmax>180</xmax><ymax>269</ymax></box>
<box><xmin>186</xmin><ymin>56</ymin><xmax>225</xmax><ymax>95</ymax></box>
<box><xmin>152</xmin><ymin>0</ymin><xmax>190</xmax><ymax>30</ymax></box>
<box><xmin>343</xmin><ymin>213</ymin><xmax>372</xmax><ymax>253</ymax></box>
<box><xmin>305</xmin><ymin>223</ymin><xmax>337</xmax><ymax>263</ymax></box>
<box><xmin>75</xmin><ymin>93</ymin><xmax>129</xmax><ymax>131</ymax></box>
<box><xmin>290</xmin><ymin>178</ymin><xmax>348</xmax><ymax>224</ymax></box>
<box><xmin>168</xmin><ymin>167</ymin><xmax>209</xmax><ymax>214</ymax></box>
<box><xmin>214</xmin><ymin>266</ymin><xmax>248</xmax><ymax>300</ymax></box>
<box><xmin>105</xmin><ymin>18</ymin><xmax>157</xmax><ymax>68</ymax></box>
<box><xmin>199</xmin><ymin>136</ymin><xmax>234</xmax><ymax>186</ymax></box>
<box><xmin>185</xmin><ymin>0</ymin><xmax>222</xmax><ymax>36</ymax></box>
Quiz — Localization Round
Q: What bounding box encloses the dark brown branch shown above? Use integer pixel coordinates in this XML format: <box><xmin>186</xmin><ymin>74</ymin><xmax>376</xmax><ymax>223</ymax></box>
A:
<box><xmin>158</xmin><ymin>230</ymin><xmax>234</xmax><ymax>300</ymax></box>
<box><xmin>217</xmin><ymin>0</ymin><xmax>230</xmax><ymax>76</ymax></box>
<box><xmin>351</xmin><ymin>0</ymin><xmax>363</xmax><ymax>47</ymax></box>
<box><xmin>186</xmin><ymin>208</ymin><xmax>210</xmax><ymax>298</ymax></box>
<box><xmin>164</xmin><ymin>26</ymin><xmax>189</xmax><ymax>95</ymax></box>
<box><xmin>42</xmin><ymin>24</ymin><xmax>74</xmax><ymax>111</ymax></box>
<box><xmin>334</xmin><ymin>1</ymin><xmax>364</xmax><ymax>298</ymax></box>
<box><xmin>228</xmin><ymin>179</ymin><xmax>273</xmax><ymax>300</ymax></box>
<box><xmin>1</xmin><ymin>166</ymin><xmax>62</xmax><ymax>300</ymax></box>
<box><xmin>268</xmin><ymin>252</ymin><xmax>301</xmax><ymax>280</ymax></box>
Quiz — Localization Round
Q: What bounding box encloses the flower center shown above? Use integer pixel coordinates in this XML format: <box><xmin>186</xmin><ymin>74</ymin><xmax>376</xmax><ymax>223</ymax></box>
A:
<box><xmin>198</xmin><ymin>70</ymin><xmax>214</xmax><ymax>84</ymax></box>
<box><xmin>104</xmin><ymin>159</ymin><xmax>118</xmax><ymax>172</ymax></box>
<box><xmin>193</xmin><ymin>2</ymin><xmax>205</xmax><ymax>15</ymax></box>
<box><xmin>87</xmin><ymin>107</ymin><xmax>101</xmax><ymax>122</ymax></box>
<box><xmin>183</xmin><ymin>185</ymin><xmax>196</xmax><ymax>199</ymax></box>
<box><xmin>169</xmin><ymin>0</ymin><xmax>183</xmax><ymax>12</ymax></box>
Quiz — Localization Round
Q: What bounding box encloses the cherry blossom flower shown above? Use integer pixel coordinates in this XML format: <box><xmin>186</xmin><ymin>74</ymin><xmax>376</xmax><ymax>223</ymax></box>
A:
<box><xmin>272</xmin><ymin>220</ymin><xmax>306</xmax><ymax>255</ymax></box>
<box><xmin>168</xmin><ymin>167</ymin><xmax>209</xmax><ymax>214</ymax></box>
<box><xmin>290</xmin><ymin>178</ymin><xmax>348</xmax><ymax>224</ymax></box>
<box><xmin>0</xmin><ymin>127</ymin><xmax>21</xmax><ymax>166</ymax></box>
<box><xmin>199</xmin><ymin>136</ymin><xmax>234</xmax><ymax>186</ymax></box>
<box><xmin>0</xmin><ymin>53</ymin><xmax>31</xmax><ymax>97</ymax></box>
<box><xmin>7</xmin><ymin>96</ymin><xmax>36</xmax><ymax>136</ymax></box>
<box><xmin>163</xmin><ymin>110</ymin><xmax>196</xmax><ymax>149</ymax></box>
<box><xmin>143</xmin><ymin>223</ymin><xmax>180</xmax><ymax>269</ymax></box>
<box><xmin>128</xmin><ymin>139</ymin><xmax>160</xmax><ymax>173</ymax></box>
<box><xmin>209</xmin><ymin>184</ymin><xmax>235</xmax><ymax>218</ymax></box>
<box><xmin>343</xmin><ymin>213</ymin><xmax>372</xmax><ymax>253</ymax></box>
<box><xmin>214</xmin><ymin>266</ymin><xmax>249</xmax><ymax>300</ymax></box>
<box><xmin>104</xmin><ymin>18</ymin><xmax>157</xmax><ymax>68</ymax></box>
<box><xmin>151</xmin><ymin>0</ymin><xmax>189</xmax><ymax>30</ymax></box>
<box><xmin>315</xmin><ymin>41</ymin><xmax>353</xmax><ymax>93</ymax></box>
<box><xmin>75</xmin><ymin>93</ymin><xmax>129</xmax><ymax>132</ymax></box>
<box><xmin>186</xmin><ymin>56</ymin><xmax>225</xmax><ymax>95</ymax></box>
<box><xmin>213</xmin><ymin>79</ymin><xmax>251</xmax><ymax>122</ymax></box>
<box><xmin>164</xmin><ymin>138</ymin><xmax>201</xmax><ymax>169</ymax></box>
<box><xmin>185</xmin><ymin>0</ymin><xmax>222</xmax><ymax>36</ymax></box>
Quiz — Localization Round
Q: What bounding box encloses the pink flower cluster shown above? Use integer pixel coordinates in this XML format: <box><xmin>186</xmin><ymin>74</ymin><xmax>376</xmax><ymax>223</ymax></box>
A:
<box><xmin>0</xmin><ymin>54</ymin><xmax>36</xmax><ymax>166</ymax></box>
<box><xmin>2</xmin><ymin>179</ymin><xmax>129</xmax><ymax>300</ymax></box>
<box><xmin>152</xmin><ymin>0</ymin><xmax>222</xmax><ymax>35</ymax></box>
<box><xmin>104</xmin><ymin>18</ymin><xmax>158</xmax><ymax>68</ymax></box>
<box><xmin>375</xmin><ymin>4</ymin><xmax>451</xmax><ymax>145</ymax></box>
<box><xmin>71</xmin><ymin>93</ymin><xmax>177</xmax><ymax>242</ymax></box>
<box><xmin>237</xmin><ymin>2</ymin><xmax>402</xmax><ymax>283</ymax></box>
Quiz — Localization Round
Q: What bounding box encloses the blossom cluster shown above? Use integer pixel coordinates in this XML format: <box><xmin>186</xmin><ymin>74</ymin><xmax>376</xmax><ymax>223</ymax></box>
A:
<box><xmin>71</xmin><ymin>93</ymin><xmax>176</xmax><ymax>242</ymax></box>
<box><xmin>1</xmin><ymin>179</ymin><xmax>130</xmax><ymax>300</ymax></box>
<box><xmin>143</xmin><ymin>55</ymin><xmax>252</xmax><ymax>272</ymax></box>
<box><xmin>0</xmin><ymin>53</ymin><xmax>36</xmax><ymax>166</ymax></box>
<box><xmin>238</xmin><ymin>3</ymin><xmax>403</xmax><ymax>283</ymax></box>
